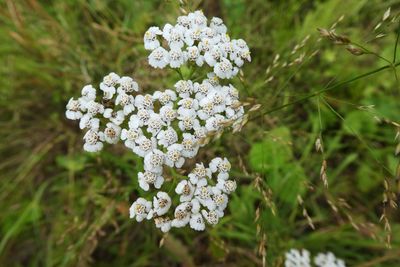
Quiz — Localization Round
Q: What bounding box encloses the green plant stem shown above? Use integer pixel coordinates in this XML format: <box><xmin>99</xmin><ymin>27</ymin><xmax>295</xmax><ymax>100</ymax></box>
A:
<box><xmin>250</xmin><ymin>62</ymin><xmax>400</xmax><ymax>121</ymax></box>
<box><xmin>393</xmin><ymin>22</ymin><xmax>400</xmax><ymax>63</ymax></box>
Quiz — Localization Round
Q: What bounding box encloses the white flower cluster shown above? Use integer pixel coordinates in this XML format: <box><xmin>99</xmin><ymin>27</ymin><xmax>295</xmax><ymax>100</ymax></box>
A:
<box><xmin>66</xmin><ymin>10</ymin><xmax>248</xmax><ymax>232</ymax></box>
<box><xmin>144</xmin><ymin>10</ymin><xmax>251</xmax><ymax>79</ymax></box>
<box><xmin>130</xmin><ymin>157</ymin><xmax>237</xmax><ymax>232</ymax></box>
<box><xmin>285</xmin><ymin>249</ymin><xmax>346</xmax><ymax>267</ymax></box>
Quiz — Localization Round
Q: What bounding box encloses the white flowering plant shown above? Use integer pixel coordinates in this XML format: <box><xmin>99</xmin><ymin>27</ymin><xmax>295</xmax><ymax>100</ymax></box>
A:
<box><xmin>65</xmin><ymin>10</ymin><xmax>250</xmax><ymax>232</ymax></box>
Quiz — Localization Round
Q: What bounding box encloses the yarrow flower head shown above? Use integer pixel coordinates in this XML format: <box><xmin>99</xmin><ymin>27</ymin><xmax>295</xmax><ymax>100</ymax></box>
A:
<box><xmin>65</xmin><ymin>10</ymin><xmax>249</xmax><ymax>233</ymax></box>
<box><xmin>144</xmin><ymin>10</ymin><xmax>251</xmax><ymax>79</ymax></box>
<box><xmin>285</xmin><ymin>249</ymin><xmax>346</xmax><ymax>267</ymax></box>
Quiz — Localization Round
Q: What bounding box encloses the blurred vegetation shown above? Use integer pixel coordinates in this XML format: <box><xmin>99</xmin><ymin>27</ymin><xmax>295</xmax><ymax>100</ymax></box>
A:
<box><xmin>1</xmin><ymin>0</ymin><xmax>400</xmax><ymax>266</ymax></box>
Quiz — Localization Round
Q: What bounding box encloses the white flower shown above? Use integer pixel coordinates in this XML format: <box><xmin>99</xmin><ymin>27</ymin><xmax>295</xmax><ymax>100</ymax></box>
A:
<box><xmin>314</xmin><ymin>252</ymin><xmax>346</xmax><ymax>267</ymax></box>
<box><xmin>211</xmin><ymin>187</ymin><xmax>228</xmax><ymax>213</ymax></box>
<box><xmin>175</xmin><ymin>180</ymin><xmax>195</xmax><ymax>202</ymax></box>
<box><xmin>188</xmin><ymin>163</ymin><xmax>211</xmax><ymax>186</ymax></box>
<box><xmin>129</xmin><ymin>108</ymin><xmax>153</xmax><ymax>128</ymax></box>
<box><xmin>138</xmin><ymin>171</ymin><xmax>164</xmax><ymax>191</ymax></box>
<box><xmin>133</xmin><ymin>136</ymin><xmax>157</xmax><ymax>157</ymax></box>
<box><xmin>189</xmin><ymin>213</ymin><xmax>205</xmax><ymax>231</ymax></box>
<box><xmin>66</xmin><ymin>98</ymin><xmax>82</xmax><ymax>120</ymax></box>
<box><xmin>174</xmin><ymin>80</ymin><xmax>194</xmax><ymax>98</ymax></box>
<box><xmin>129</xmin><ymin>198</ymin><xmax>152</xmax><ymax>222</ymax></box>
<box><xmin>165</xmin><ymin>144</ymin><xmax>185</xmax><ymax>168</ymax></box>
<box><xmin>153</xmin><ymin>89</ymin><xmax>177</xmax><ymax>106</ymax></box>
<box><xmin>166</xmin><ymin>26</ymin><xmax>185</xmax><ymax>50</ymax></box>
<box><xmin>193</xmin><ymin>126</ymin><xmax>208</xmax><ymax>141</ymax></box>
<box><xmin>285</xmin><ymin>249</ymin><xmax>311</xmax><ymax>267</ymax></box>
<box><xmin>151</xmin><ymin>192</ymin><xmax>172</xmax><ymax>217</ymax></box>
<box><xmin>194</xmin><ymin>80</ymin><xmax>213</xmax><ymax>100</ymax></box>
<box><xmin>83</xmin><ymin>100</ymin><xmax>104</xmax><ymax>116</ymax></box>
<box><xmin>159</xmin><ymin>105</ymin><xmax>177</xmax><ymax>124</ymax></box>
<box><xmin>147</xmin><ymin>113</ymin><xmax>165</xmax><ymax>136</ymax></box>
<box><xmin>103</xmin><ymin>122</ymin><xmax>121</xmax><ymax>144</ymax></box>
<box><xmin>103</xmin><ymin>109</ymin><xmax>125</xmax><ymax>125</ymax></box>
<box><xmin>204</xmin><ymin>46</ymin><xmax>223</xmax><ymax>67</ymax></box>
<box><xmin>148</xmin><ymin>47</ymin><xmax>169</xmax><ymax>69</ymax></box>
<box><xmin>79</xmin><ymin>114</ymin><xmax>100</xmax><ymax>130</ymax></box>
<box><xmin>195</xmin><ymin>186</ymin><xmax>215</xmax><ymax>210</ymax></box>
<box><xmin>209</xmin><ymin>157</ymin><xmax>231</xmax><ymax>180</ymax></box>
<box><xmin>120</xmin><ymin>127</ymin><xmax>143</xmax><ymax>149</ymax></box>
<box><xmin>168</xmin><ymin>48</ymin><xmax>185</xmax><ymax>68</ymax></box>
<box><xmin>115</xmin><ymin>92</ymin><xmax>135</xmax><ymax>115</ymax></box>
<box><xmin>144</xmin><ymin>26</ymin><xmax>162</xmax><ymax>50</ymax></box>
<box><xmin>178</xmin><ymin>113</ymin><xmax>200</xmax><ymax>131</ymax></box>
<box><xmin>185</xmin><ymin>46</ymin><xmax>204</xmax><ymax>66</ymax></box>
<box><xmin>184</xmin><ymin>28</ymin><xmax>202</xmax><ymax>46</ymax></box>
<box><xmin>177</xmin><ymin>97</ymin><xmax>199</xmax><ymax>115</ymax></box>
<box><xmin>201</xmin><ymin>209</ymin><xmax>220</xmax><ymax>225</ymax></box>
<box><xmin>81</xmin><ymin>85</ymin><xmax>96</xmax><ymax>102</ymax></box>
<box><xmin>157</xmin><ymin>127</ymin><xmax>178</xmax><ymax>147</ymax></box>
<box><xmin>210</xmin><ymin>17</ymin><xmax>227</xmax><ymax>34</ymax></box>
<box><xmin>177</xmin><ymin>15</ymin><xmax>191</xmax><ymax>28</ymax></box>
<box><xmin>197</xmin><ymin>100</ymin><xmax>215</xmax><ymax>120</ymax></box>
<box><xmin>144</xmin><ymin>149</ymin><xmax>165</xmax><ymax>173</ymax></box>
<box><xmin>135</xmin><ymin>94</ymin><xmax>154</xmax><ymax>110</ymax></box>
<box><xmin>154</xmin><ymin>217</ymin><xmax>172</xmax><ymax>233</ymax></box>
<box><xmin>214</xmin><ymin>58</ymin><xmax>237</xmax><ymax>79</ymax></box>
<box><xmin>100</xmin><ymin>72</ymin><xmax>120</xmax><ymax>99</ymax></box>
<box><xmin>216</xmin><ymin>179</ymin><xmax>237</xmax><ymax>194</ymax></box>
<box><xmin>171</xmin><ymin>202</ymin><xmax>192</xmax><ymax>228</ymax></box>
<box><xmin>205</xmin><ymin>114</ymin><xmax>226</xmax><ymax>132</ymax></box>
<box><xmin>188</xmin><ymin>10</ymin><xmax>207</xmax><ymax>29</ymax></box>
<box><xmin>83</xmin><ymin>129</ymin><xmax>104</xmax><ymax>152</ymax></box>
<box><xmin>117</xmin><ymin>76</ymin><xmax>139</xmax><ymax>94</ymax></box>
<box><xmin>181</xmin><ymin>133</ymin><xmax>199</xmax><ymax>158</ymax></box>
<box><xmin>207</xmin><ymin>72</ymin><xmax>220</xmax><ymax>86</ymax></box>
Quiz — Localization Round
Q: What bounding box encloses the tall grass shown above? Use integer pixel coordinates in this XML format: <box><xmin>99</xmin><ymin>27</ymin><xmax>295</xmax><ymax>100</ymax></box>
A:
<box><xmin>0</xmin><ymin>0</ymin><xmax>399</xmax><ymax>266</ymax></box>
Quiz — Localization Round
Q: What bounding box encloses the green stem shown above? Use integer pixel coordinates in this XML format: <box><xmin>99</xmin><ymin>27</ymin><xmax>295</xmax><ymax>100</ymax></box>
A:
<box><xmin>250</xmin><ymin>62</ymin><xmax>400</xmax><ymax>121</ymax></box>
<box><xmin>393</xmin><ymin>22</ymin><xmax>400</xmax><ymax>63</ymax></box>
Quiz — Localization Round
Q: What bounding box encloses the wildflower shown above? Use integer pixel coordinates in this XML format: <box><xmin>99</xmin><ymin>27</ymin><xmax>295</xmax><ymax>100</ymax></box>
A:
<box><xmin>100</xmin><ymin>72</ymin><xmax>120</xmax><ymax>99</ymax></box>
<box><xmin>65</xmin><ymin>98</ymin><xmax>82</xmax><ymax>120</ymax></box>
<box><xmin>103</xmin><ymin>122</ymin><xmax>121</xmax><ymax>144</ymax></box>
<box><xmin>168</xmin><ymin>48</ymin><xmax>185</xmax><ymax>68</ymax></box>
<box><xmin>209</xmin><ymin>157</ymin><xmax>231</xmax><ymax>180</ymax></box>
<box><xmin>81</xmin><ymin>85</ymin><xmax>96</xmax><ymax>102</ymax></box>
<box><xmin>153</xmin><ymin>89</ymin><xmax>177</xmax><ymax>106</ymax></box>
<box><xmin>144</xmin><ymin>149</ymin><xmax>165</xmax><ymax>173</ymax></box>
<box><xmin>285</xmin><ymin>249</ymin><xmax>311</xmax><ymax>267</ymax></box>
<box><xmin>165</xmin><ymin>144</ymin><xmax>185</xmax><ymax>168</ymax></box>
<box><xmin>120</xmin><ymin>127</ymin><xmax>143</xmax><ymax>150</ymax></box>
<box><xmin>314</xmin><ymin>252</ymin><xmax>346</xmax><ymax>267</ymax></box>
<box><xmin>144</xmin><ymin>26</ymin><xmax>162</xmax><ymax>50</ymax></box>
<box><xmin>117</xmin><ymin>76</ymin><xmax>139</xmax><ymax>94</ymax></box>
<box><xmin>154</xmin><ymin>216</ymin><xmax>172</xmax><ymax>233</ymax></box>
<box><xmin>201</xmin><ymin>210</ymin><xmax>220</xmax><ymax>225</ymax></box>
<box><xmin>189</xmin><ymin>213</ymin><xmax>205</xmax><ymax>231</ymax></box>
<box><xmin>83</xmin><ymin>129</ymin><xmax>104</xmax><ymax>152</ymax></box>
<box><xmin>133</xmin><ymin>136</ymin><xmax>157</xmax><ymax>157</ymax></box>
<box><xmin>157</xmin><ymin>127</ymin><xmax>178</xmax><ymax>147</ymax></box>
<box><xmin>175</xmin><ymin>180</ymin><xmax>195</xmax><ymax>202</ymax></box>
<box><xmin>138</xmin><ymin>171</ymin><xmax>164</xmax><ymax>191</ymax></box>
<box><xmin>151</xmin><ymin>192</ymin><xmax>172</xmax><ymax>217</ymax></box>
<box><xmin>188</xmin><ymin>163</ymin><xmax>211</xmax><ymax>186</ymax></box>
<box><xmin>129</xmin><ymin>198</ymin><xmax>152</xmax><ymax>222</ymax></box>
<box><xmin>148</xmin><ymin>47</ymin><xmax>169</xmax><ymax>69</ymax></box>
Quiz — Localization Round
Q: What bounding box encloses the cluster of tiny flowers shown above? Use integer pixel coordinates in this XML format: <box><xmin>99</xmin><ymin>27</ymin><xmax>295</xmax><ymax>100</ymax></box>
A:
<box><xmin>144</xmin><ymin>10</ymin><xmax>251</xmax><ymax>79</ymax></box>
<box><xmin>129</xmin><ymin>157</ymin><xmax>236</xmax><ymax>232</ymax></box>
<box><xmin>65</xmin><ymin>72</ymin><xmax>243</xmax><ymax>231</ymax></box>
<box><xmin>285</xmin><ymin>249</ymin><xmax>346</xmax><ymax>267</ymax></box>
<box><xmin>66</xmin><ymin>10</ymin><xmax>248</xmax><ymax>232</ymax></box>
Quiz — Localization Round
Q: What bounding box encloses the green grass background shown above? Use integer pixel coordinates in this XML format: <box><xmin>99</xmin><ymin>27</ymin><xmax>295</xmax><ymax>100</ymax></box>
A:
<box><xmin>1</xmin><ymin>0</ymin><xmax>400</xmax><ymax>266</ymax></box>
